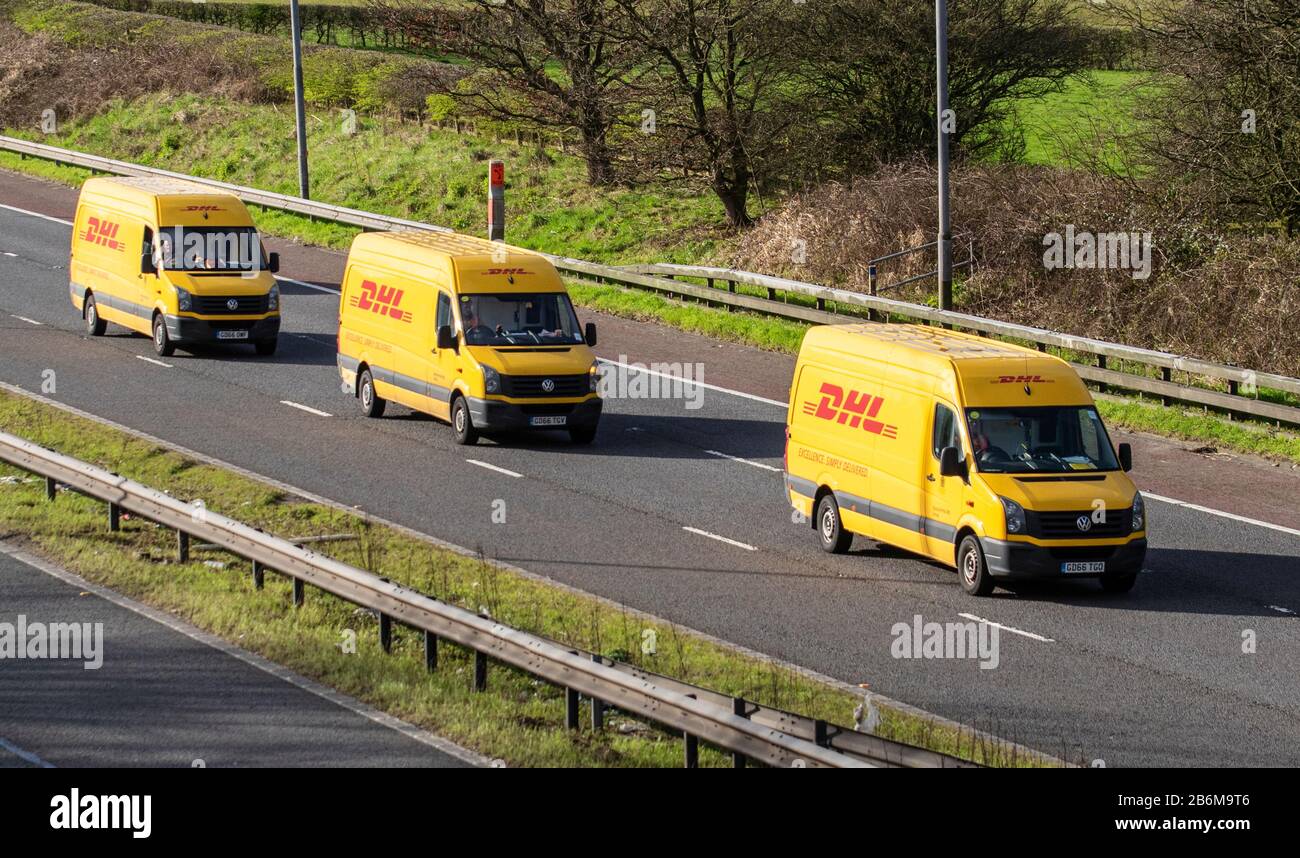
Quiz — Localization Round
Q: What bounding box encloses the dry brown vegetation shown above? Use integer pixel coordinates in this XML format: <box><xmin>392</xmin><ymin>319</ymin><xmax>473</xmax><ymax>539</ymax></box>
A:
<box><xmin>736</xmin><ymin>163</ymin><xmax>1300</xmax><ymax>375</ymax></box>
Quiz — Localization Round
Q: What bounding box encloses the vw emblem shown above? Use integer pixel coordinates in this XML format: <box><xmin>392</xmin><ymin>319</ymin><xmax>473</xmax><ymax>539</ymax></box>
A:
<box><xmin>1076</xmin><ymin>515</ymin><xmax>1092</xmax><ymax>532</ymax></box>
<box><xmin>226</xmin><ymin>298</ymin><xmax>239</xmax><ymax>311</ymax></box>
<box><xmin>541</xmin><ymin>378</ymin><xmax>555</xmax><ymax>393</ymax></box>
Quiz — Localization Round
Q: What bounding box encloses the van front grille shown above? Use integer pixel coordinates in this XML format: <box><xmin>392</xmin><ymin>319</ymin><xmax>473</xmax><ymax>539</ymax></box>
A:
<box><xmin>1029</xmin><ymin>509</ymin><xmax>1131</xmax><ymax>539</ymax></box>
<box><xmin>500</xmin><ymin>374</ymin><xmax>588</xmax><ymax>398</ymax></box>
<box><xmin>193</xmin><ymin>294</ymin><xmax>270</xmax><ymax>315</ymax></box>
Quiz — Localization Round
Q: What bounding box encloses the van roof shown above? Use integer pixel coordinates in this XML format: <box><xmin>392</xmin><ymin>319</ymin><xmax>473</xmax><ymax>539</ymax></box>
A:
<box><xmin>803</xmin><ymin>323</ymin><xmax>1089</xmax><ymax>405</ymax></box>
<box><xmin>348</xmin><ymin>230</ymin><xmax>563</xmax><ymax>295</ymax></box>
<box><xmin>85</xmin><ymin>175</ymin><xmax>237</xmax><ymax>199</ymax></box>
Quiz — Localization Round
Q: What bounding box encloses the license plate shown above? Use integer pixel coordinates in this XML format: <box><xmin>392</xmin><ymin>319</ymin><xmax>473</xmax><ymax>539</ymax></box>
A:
<box><xmin>217</xmin><ymin>330</ymin><xmax>250</xmax><ymax>341</ymax></box>
<box><xmin>529</xmin><ymin>415</ymin><xmax>567</xmax><ymax>427</ymax></box>
<box><xmin>1061</xmin><ymin>561</ymin><xmax>1105</xmax><ymax>574</ymax></box>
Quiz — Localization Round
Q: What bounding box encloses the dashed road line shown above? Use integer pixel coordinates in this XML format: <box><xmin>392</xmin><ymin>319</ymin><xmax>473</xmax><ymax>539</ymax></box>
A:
<box><xmin>135</xmin><ymin>355</ymin><xmax>173</xmax><ymax>368</ymax></box>
<box><xmin>958</xmin><ymin>612</ymin><xmax>1055</xmax><ymax>643</ymax></box>
<box><xmin>466</xmin><ymin>459</ymin><xmax>523</xmax><ymax>478</ymax></box>
<box><xmin>704</xmin><ymin>448</ymin><xmax>782</xmax><ymax>473</ymax></box>
<box><xmin>0</xmin><ymin>736</ymin><xmax>55</xmax><ymax>768</ymax></box>
<box><xmin>682</xmin><ymin>526</ymin><xmax>757</xmax><ymax>551</ymax></box>
<box><xmin>9</xmin><ymin>314</ymin><xmax>41</xmax><ymax>326</ymax></box>
<box><xmin>280</xmin><ymin>400</ymin><xmax>332</xmax><ymax>417</ymax></box>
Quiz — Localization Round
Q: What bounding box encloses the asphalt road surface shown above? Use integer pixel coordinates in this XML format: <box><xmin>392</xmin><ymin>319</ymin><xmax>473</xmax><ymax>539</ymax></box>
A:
<box><xmin>2</xmin><ymin>171</ymin><xmax>1299</xmax><ymax>766</ymax></box>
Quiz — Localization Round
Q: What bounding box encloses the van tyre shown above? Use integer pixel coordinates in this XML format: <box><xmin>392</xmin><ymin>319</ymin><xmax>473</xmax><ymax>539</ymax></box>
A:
<box><xmin>957</xmin><ymin>535</ymin><xmax>994</xmax><ymax>596</ymax></box>
<box><xmin>569</xmin><ymin>424</ymin><xmax>597</xmax><ymax>445</ymax></box>
<box><xmin>451</xmin><ymin>396</ymin><xmax>478</xmax><ymax>446</ymax></box>
<box><xmin>84</xmin><ymin>294</ymin><xmax>106</xmax><ymax>336</ymax></box>
<box><xmin>358</xmin><ymin>369</ymin><xmax>385</xmax><ymax>419</ymax></box>
<box><xmin>255</xmin><ymin>338</ymin><xmax>278</xmax><ymax>357</ymax></box>
<box><xmin>152</xmin><ymin>314</ymin><xmax>175</xmax><ymax>357</ymax></box>
<box><xmin>816</xmin><ymin>494</ymin><xmax>852</xmax><ymax>554</ymax></box>
<box><xmin>1100</xmin><ymin>572</ymin><xmax>1138</xmax><ymax>594</ymax></box>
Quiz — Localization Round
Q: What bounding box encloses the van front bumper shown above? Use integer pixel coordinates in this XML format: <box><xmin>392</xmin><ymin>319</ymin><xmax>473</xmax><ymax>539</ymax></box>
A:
<box><xmin>981</xmin><ymin>537</ymin><xmax>1147</xmax><ymax>579</ymax></box>
<box><xmin>466</xmin><ymin>396</ymin><xmax>602</xmax><ymax>431</ymax></box>
<box><xmin>165</xmin><ymin>314</ymin><xmax>281</xmax><ymax>344</ymax></box>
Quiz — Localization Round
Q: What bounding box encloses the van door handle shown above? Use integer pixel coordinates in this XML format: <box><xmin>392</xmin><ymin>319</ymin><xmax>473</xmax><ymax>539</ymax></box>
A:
<box><xmin>926</xmin><ymin>474</ymin><xmax>936</xmax><ymax>482</ymax></box>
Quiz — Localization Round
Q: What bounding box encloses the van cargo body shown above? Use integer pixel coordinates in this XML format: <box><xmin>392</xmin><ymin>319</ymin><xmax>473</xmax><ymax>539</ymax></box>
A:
<box><xmin>784</xmin><ymin>324</ymin><xmax>1147</xmax><ymax>595</ymax></box>
<box><xmin>336</xmin><ymin>231</ymin><xmax>601</xmax><ymax>445</ymax></box>
<box><xmin>69</xmin><ymin>177</ymin><xmax>281</xmax><ymax>356</ymax></box>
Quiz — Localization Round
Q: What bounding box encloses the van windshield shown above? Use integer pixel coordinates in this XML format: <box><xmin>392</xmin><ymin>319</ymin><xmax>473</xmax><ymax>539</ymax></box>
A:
<box><xmin>965</xmin><ymin>406</ymin><xmax>1119</xmax><ymax>473</ymax></box>
<box><xmin>459</xmin><ymin>293</ymin><xmax>584</xmax><ymax>346</ymax></box>
<box><xmin>155</xmin><ymin>226</ymin><xmax>266</xmax><ymax>273</ymax></box>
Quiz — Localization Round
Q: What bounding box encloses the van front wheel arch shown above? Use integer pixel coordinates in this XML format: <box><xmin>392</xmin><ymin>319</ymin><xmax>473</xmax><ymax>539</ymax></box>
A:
<box><xmin>151</xmin><ymin>312</ymin><xmax>175</xmax><ymax>358</ymax></box>
<box><xmin>450</xmin><ymin>394</ymin><xmax>479</xmax><ymax>446</ymax></box>
<box><xmin>357</xmin><ymin>367</ymin><xmax>386</xmax><ymax>419</ymax></box>
<box><xmin>84</xmin><ymin>293</ymin><xmax>106</xmax><ymax>336</ymax></box>
<box><xmin>815</xmin><ymin>492</ymin><xmax>852</xmax><ymax>554</ymax></box>
<box><xmin>957</xmin><ymin>533</ymin><xmax>994</xmax><ymax>596</ymax></box>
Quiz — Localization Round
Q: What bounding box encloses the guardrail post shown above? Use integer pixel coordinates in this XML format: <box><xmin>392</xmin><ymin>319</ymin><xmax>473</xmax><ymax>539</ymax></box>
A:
<box><xmin>292</xmin><ymin>578</ymin><xmax>305</xmax><ymax>607</ymax></box>
<box><xmin>473</xmin><ymin>650</ymin><xmax>487</xmax><ymax>691</ymax></box>
<box><xmin>814</xmin><ymin>719</ymin><xmax>829</xmax><ymax>747</ymax></box>
<box><xmin>726</xmin><ymin>279</ymin><xmax>737</xmax><ymax>312</ymax></box>
<box><xmin>1160</xmin><ymin>367</ymin><xmax>1173</xmax><ymax>406</ymax></box>
<box><xmin>867</xmin><ymin>264</ymin><xmax>879</xmax><ymax>322</ymax></box>
<box><xmin>732</xmin><ymin>697</ymin><xmax>749</xmax><ymax>768</ymax></box>
<box><xmin>108</xmin><ymin>503</ymin><xmax>121</xmax><ymax>532</ymax></box>
<box><xmin>45</xmin><ymin>477</ymin><xmax>56</xmax><ymax>501</ymax></box>
<box><xmin>424</xmin><ymin>630</ymin><xmax>438</xmax><ymax>671</ymax></box>
<box><xmin>767</xmin><ymin>286</ymin><xmax>776</xmax><ymax>301</ymax></box>
<box><xmin>1097</xmin><ymin>355</ymin><xmax>1108</xmax><ymax>394</ymax></box>
<box><xmin>566</xmin><ymin>688</ymin><xmax>580</xmax><ymax>730</ymax></box>
<box><xmin>176</xmin><ymin>531</ymin><xmax>189</xmax><ymax>563</ymax></box>
<box><xmin>379</xmin><ymin>613</ymin><xmax>392</xmax><ymax>653</ymax></box>
<box><xmin>252</xmin><ymin>561</ymin><xmax>265</xmax><ymax>590</ymax></box>
<box><xmin>590</xmin><ymin>653</ymin><xmax>605</xmax><ymax>730</ymax></box>
<box><xmin>684</xmin><ymin>731</ymin><xmax>699</xmax><ymax>768</ymax></box>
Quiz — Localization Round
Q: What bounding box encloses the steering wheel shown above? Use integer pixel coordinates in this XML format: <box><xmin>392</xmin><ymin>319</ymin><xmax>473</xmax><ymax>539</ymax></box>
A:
<box><xmin>977</xmin><ymin>446</ymin><xmax>1012</xmax><ymax>464</ymax></box>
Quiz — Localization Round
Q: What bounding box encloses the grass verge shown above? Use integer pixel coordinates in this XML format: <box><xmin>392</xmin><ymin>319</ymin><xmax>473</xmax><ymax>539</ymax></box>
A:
<box><xmin>0</xmin><ymin>387</ymin><xmax>1053</xmax><ymax>767</ymax></box>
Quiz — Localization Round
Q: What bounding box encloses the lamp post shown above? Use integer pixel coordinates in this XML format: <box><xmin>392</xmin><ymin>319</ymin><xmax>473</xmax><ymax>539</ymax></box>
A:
<box><xmin>290</xmin><ymin>0</ymin><xmax>309</xmax><ymax>199</ymax></box>
<box><xmin>936</xmin><ymin>0</ymin><xmax>953</xmax><ymax>311</ymax></box>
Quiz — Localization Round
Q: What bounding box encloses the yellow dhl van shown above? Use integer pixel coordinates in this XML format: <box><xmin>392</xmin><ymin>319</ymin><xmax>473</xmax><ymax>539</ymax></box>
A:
<box><xmin>784</xmin><ymin>324</ymin><xmax>1147</xmax><ymax>595</ymax></box>
<box><xmin>69</xmin><ymin>177</ymin><xmax>282</xmax><ymax>357</ymax></box>
<box><xmin>336</xmin><ymin>231</ymin><xmax>601</xmax><ymax>445</ymax></box>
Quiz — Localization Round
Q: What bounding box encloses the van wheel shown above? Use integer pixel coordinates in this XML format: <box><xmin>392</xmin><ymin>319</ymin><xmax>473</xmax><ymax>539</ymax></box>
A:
<box><xmin>254</xmin><ymin>338</ymin><xmax>277</xmax><ymax>357</ymax></box>
<box><xmin>84</xmin><ymin>294</ymin><xmax>107</xmax><ymax>336</ymax></box>
<box><xmin>569</xmin><ymin>424</ymin><xmax>597</xmax><ymax>445</ymax></box>
<box><xmin>816</xmin><ymin>494</ymin><xmax>852</xmax><ymax>554</ymax></box>
<box><xmin>152</xmin><ymin>314</ymin><xmax>175</xmax><ymax>357</ymax></box>
<box><xmin>358</xmin><ymin>369</ymin><xmax>385</xmax><ymax>418</ymax></box>
<box><xmin>957</xmin><ymin>535</ymin><xmax>994</xmax><ymax>596</ymax></box>
<box><xmin>451</xmin><ymin>396</ymin><xmax>478</xmax><ymax>445</ymax></box>
<box><xmin>1100</xmin><ymin>572</ymin><xmax>1138</xmax><ymax>594</ymax></box>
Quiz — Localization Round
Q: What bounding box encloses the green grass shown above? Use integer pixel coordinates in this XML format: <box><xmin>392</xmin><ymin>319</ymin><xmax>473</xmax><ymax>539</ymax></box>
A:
<box><xmin>0</xmin><ymin>388</ymin><xmax>1055</xmax><ymax>767</ymax></box>
<box><xmin>1010</xmin><ymin>69</ymin><xmax>1154</xmax><ymax>168</ymax></box>
<box><xmin>1097</xmin><ymin>395</ymin><xmax>1300</xmax><ymax>464</ymax></box>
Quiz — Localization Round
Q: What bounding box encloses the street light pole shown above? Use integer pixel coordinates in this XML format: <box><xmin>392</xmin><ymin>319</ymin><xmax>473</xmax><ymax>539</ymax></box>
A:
<box><xmin>289</xmin><ymin>0</ymin><xmax>310</xmax><ymax>200</ymax></box>
<box><xmin>935</xmin><ymin>0</ymin><xmax>953</xmax><ymax>311</ymax></box>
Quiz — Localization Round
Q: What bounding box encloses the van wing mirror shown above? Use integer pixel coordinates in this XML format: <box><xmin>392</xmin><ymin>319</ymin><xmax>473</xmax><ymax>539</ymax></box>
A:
<box><xmin>939</xmin><ymin>446</ymin><xmax>966</xmax><ymax>479</ymax></box>
<box><xmin>584</xmin><ymin>322</ymin><xmax>597</xmax><ymax>347</ymax></box>
<box><xmin>267</xmin><ymin>252</ymin><xmax>280</xmax><ymax>274</ymax></box>
<box><xmin>1118</xmin><ymin>442</ymin><xmax>1132</xmax><ymax>472</ymax></box>
<box><xmin>141</xmin><ymin>251</ymin><xmax>156</xmax><ymax>275</ymax></box>
<box><xmin>436</xmin><ymin>324</ymin><xmax>457</xmax><ymax>352</ymax></box>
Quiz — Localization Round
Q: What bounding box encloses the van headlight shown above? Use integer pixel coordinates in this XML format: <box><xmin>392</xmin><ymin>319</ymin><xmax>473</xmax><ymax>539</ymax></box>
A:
<box><xmin>481</xmin><ymin>364</ymin><xmax>501</xmax><ymax>395</ymax></box>
<box><xmin>999</xmin><ymin>496</ymin><xmax>1026</xmax><ymax>535</ymax></box>
<box><xmin>1131</xmin><ymin>491</ymin><xmax>1145</xmax><ymax>532</ymax></box>
<box><xmin>589</xmin><ymin>360</ymin><xmax>600</xmax><ymax>393</ymax></box>
<box><xmin>267</xmin><ymin>283</ymin><xmax>280</xmax><ymax>312</ymax></box>
<box><xmin>174</xmin><ymin>286</ymin><xmax>193</xmax><ymax>312</ymax></box>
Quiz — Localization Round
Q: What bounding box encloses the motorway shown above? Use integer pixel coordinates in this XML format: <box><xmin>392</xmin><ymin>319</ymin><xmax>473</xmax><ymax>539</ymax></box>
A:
<box><xmin>2</xmin><ymin>170</ymin><xmax>1299</xmax><ymax>766</ymax></box>
<box><xmin>0</xmin><ymin>546</ymin><xmax>477</xmax><ymax>767</ymax></box>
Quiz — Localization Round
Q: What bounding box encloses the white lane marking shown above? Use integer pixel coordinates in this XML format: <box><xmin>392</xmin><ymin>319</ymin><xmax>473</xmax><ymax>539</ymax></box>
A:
<box><xmin>682</xmin><ymin>526</ymin><xmax>757</xmax><ymax>551</ymax></box>
<box><xmin>3</xmin><ymin>251</ymin><xmax>17</xmax><ymax>257</ymax></box>
<box><xmin>275</xmin><ymin>274</ymin><xmax>340</xmax><ymax>295</ymax></box>
<box><xmin>0</xmin><ymin>541</ymin><xmax>488</xmax><ymax>767</ymax></box>
<box><xmin>597</xmin><ymin>358</ymin><xmax>788</xmax><ymax>408</ymax></box>
<box><xmin>10</xmin><ymin>314</ymin><xmax>42</xmax><ymax>326</ymax></box>
<box><xmin>704</xmin><ymin>448</ymin><xmax>781</xmax><ymax>473</ymax></box>
<box><xmin>135</xmin><ymin>355</ymin><xmax>173</xmax><ymax>368</ymax></box>
<box><xmin>1144</xmin><ymin>492</ymin><xmax>1300</xmax><ymax>540</ymax></box>
<box><xmin>958</xmin><ymin>612</ymin><xmax>1055</xmax><ymax>643</ymax></box>
<box><xmin>280</xmin><ymin>400</ymin><xmax>332</xmax><ymax>417</ymax></box>
<box><xmin>1268</xmin><ymin>605</ymin><xmax>1296</xmax><ymax>615</ymax></box>
<box><xmin>0</xmin><ymin>736</ymin><xmax>55</xmax><ymax>768</ymax></box>
<box><xmin>0</xmin><ymin>202</ymin><xmax>73</xmax><ymax>226</ymax></box>
<box><xmin>466</xmin><ymin>459</ymin><xmax>523</xmax><ymax>478</ymax></box>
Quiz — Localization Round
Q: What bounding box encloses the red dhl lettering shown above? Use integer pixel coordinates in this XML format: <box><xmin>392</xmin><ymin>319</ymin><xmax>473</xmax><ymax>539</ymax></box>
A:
<box><xmin>180</xmin><ymin>205</ymin><xmax>225</xmax><ymax>212</ymax></box>
<box><xmin>81</xmin><ymin>217</ymin><xmax>124</xmax><ymax>252</ymax></box>
<box><xmin>348</xmin><ymin>279</ymin><xmax>413</xmax><ymax>323</ymax></box>
<box><xmin>801</xmin><ymin>382</ymin><xmax>898</xmax><ymax>439</ymax></box>
<box><xmin>483</xmin><ymin>268</ymin><xmax>530</xmax><ymax>276</ymax></box>
<box><xmin>994</xmin><ymin>374</ymin><xmax>1053</xmax><ymax>384</ymax></box>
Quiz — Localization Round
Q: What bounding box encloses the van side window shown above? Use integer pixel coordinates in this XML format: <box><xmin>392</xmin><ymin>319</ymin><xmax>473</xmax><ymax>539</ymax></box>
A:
<box><xmin>142</xmin><ymin>227</ymin><xmax>154</xmax><ymax>259</ymax></box>
<box><xmin>436</xmin><ymin>292</ymin><xmax>452</xmax><ymax>331</ymax></box>
<box><xmin>932</xmin><ymin>404</ymin><xmax>958</xmax><ymax>459</ymax></box>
